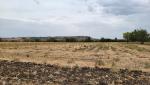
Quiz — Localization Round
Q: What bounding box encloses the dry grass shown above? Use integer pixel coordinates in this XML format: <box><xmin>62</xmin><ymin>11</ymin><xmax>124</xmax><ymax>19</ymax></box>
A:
<box><xmin>144</xmin><ymin>62</ymin><xmax>150</xmax><ymax>69</ymax></box>
<box><xmin>0</xmin><ymin>42</ymin><xmax>150</xmax><ymax>72</ymax></box>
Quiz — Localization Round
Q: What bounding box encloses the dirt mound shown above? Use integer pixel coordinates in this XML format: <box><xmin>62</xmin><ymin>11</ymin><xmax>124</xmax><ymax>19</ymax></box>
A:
<box><xmin>0</xmin><ymin>60</ymin><xmax>149</xmax><ymax>85</ymax></box>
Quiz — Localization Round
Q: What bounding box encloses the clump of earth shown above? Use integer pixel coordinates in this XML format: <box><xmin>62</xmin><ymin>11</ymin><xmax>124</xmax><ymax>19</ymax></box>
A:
<box><xmin>0</xmin><ymin>60</ymin><xmax>149</xmax><ymax>85</ymax></box>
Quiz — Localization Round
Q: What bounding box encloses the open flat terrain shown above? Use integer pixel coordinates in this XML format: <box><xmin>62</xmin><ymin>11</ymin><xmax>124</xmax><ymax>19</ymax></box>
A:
<box><xmin>0</xmin><ymin>42</ymin><xmax>150</xmax><ymax>85</ymax></box>
<box><xmin>0</xmin><ymin>42</ymin><xmax>150</xmax><ymax>72</ymax></box>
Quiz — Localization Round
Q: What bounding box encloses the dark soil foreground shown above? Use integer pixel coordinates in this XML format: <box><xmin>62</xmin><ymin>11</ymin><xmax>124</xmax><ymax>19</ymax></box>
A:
<box><xmin>0</xmin><ymin>60</ymin><xmax>149</xmax><ymax>85</ymax></box>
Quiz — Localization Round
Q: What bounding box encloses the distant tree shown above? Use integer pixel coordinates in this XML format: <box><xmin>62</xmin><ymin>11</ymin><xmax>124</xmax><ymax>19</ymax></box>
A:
<box><xmin>84</xmin><ymin>37</ymin><xmax>92</xmax><ymax>42</ymax></box>
<box><xmin>123</xmin><ymin>32</ymin><xmax>130</xmax><ymax>43</ymax></box>
<box><xmin>65</xmin><ymin>38</ymin><xmax>77</xmax><ymax>42</ymax></box>
<box><xmin>100</xmin><ymin>38</ymin><xmax>112</xmax><ymax>42</ymax></box>
<box><xmin>129</xmin><ymin>32</ymin><xmax>136</xmax><ymax>42</ymax></box>
<box><xmin>0</xmin><ymin>38</ymin><xmax>2</xmax><ymax>42</ymax></box>
<box><xmin>100</xmin><ymin>37</ymin><xmax>105</xmax><ymax>42</ymax></box>
<box><xmin>149</xmin><ymin>34</ymin><xmax>150</xmax><ymax>41</ymax></box>
<box><xmin>136</xmin><ymin>29</ymin><xmax>149</xmax><ymax>44</ymax></box>
<box><xmin>22</xmin><ymin>38</ymin><xmax>30</xmax><ymax>42</ymax></box>
<box><xmin>47</xmin><ymin>38</ymin><xmax>57</xmax><ymax>42</ymax></box>
<box><xmin>33</xmin><ymin>38</ymin><xmax>40</xmax><ymax>42</ymax></box>
<box><xmin>123</xmin><ymin>29</ymin><xmax>150</xmax><ymax>44</ymax></box>
<box><xmin>115</xmin><ymin>37</ymin><xmax>118</xmax><ymax>42</ymax></box>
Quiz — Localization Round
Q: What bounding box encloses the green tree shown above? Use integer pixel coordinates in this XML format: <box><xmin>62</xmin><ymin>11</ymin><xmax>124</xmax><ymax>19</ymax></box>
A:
<box><xmin>123</xmin><ymin>29</ymin><xmax>150</xmax><ymax>44</ymax></box>
<box><xmin>136</xmin><ymin>29</ymin><xmax>149</xmax><ymax>44</ymax></box>
<box><xmin>149</xmin><ymin>35</ymin><xmax>150</xmax><ymax>41</ymax></box>
<box><xmin>123</xmin><ymin>32</ymin><xmax>130</xmax><ymax>43</ymax></box>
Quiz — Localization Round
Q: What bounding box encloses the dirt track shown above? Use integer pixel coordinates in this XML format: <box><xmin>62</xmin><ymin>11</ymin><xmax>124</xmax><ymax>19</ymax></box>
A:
<box><xmin>0</xmin><ymin>60</ymin><xmax>149</xmax><ymax>85</ymax></box>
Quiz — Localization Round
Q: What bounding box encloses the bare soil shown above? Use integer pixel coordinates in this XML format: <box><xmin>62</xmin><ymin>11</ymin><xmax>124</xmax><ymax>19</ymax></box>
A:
<box><xmin>0</xmin><ymin>60</ymin><xmax>149</xmax><ymax>85</ymax></box>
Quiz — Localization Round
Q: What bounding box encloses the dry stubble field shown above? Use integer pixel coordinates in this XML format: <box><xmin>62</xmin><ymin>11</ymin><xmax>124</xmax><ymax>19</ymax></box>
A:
<box><xmin>0</xmin><ymin>42</ymin><xmax>150</xmax><ymax>85</ymax></box>
<box><xmin>0</xmin><ymin>42</ymin><xmax>150</xmax><ymax>71</ymax></box>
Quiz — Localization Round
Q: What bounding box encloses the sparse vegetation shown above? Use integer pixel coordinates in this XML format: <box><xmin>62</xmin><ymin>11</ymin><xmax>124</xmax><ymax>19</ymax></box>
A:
<box><xmin>13</xmin><ymin>58</ymin><xmax>20</xmax><ymax>62</ymax></box>
<box><xmin>110</xmin><ymin>46</ymin><xmax>117</xmax><ymax>51</ymax></box>
<box><xmin>111</xmin><ymin>61</ymin><xmax>116</xmax><ymax>67</ymax></box>
<box><xmin>95</xmin><ymin>59</ymin><xmax>105</xmax><ymax>67</ymax></box>
<box><xmin>0</xmin><ymin>42</ymin><xmax>150</xmax><ymax>71</ymax></box>
<box><xmin>144</xmin><ymin>62</ymin><xmax>150</xmax><ymax>69</ymax></box>
<box><xmin>0</xmin><ymin>41</ymin><xmax>150</xmax><ymax>85</ymax></box>
<box><xmin>67</xmin><ymin>58</ymin><xmax>75</xmax><ymax>64</ymax></box>
<box><xmin>125</xmin><ymin>44</ymin><xmax>150</xmax><ymax>52</ymax></box>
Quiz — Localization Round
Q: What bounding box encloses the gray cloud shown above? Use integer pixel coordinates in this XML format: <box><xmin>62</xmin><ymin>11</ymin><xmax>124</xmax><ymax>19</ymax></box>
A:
<box><xmin>0</xmin><ymin>18</ymin><xmax>72</xmax><ymax>37</ymax></box>
<box><xmin>0</xmin><ymin>0</ymin><xmax>150</xmax><ymax>38</ymax></box>
<box><xmin>85</xmin><ymin>0</ymin><xmax>150</xmax><ymax>15</ymax></box>
<box><xmin>33</xmin><ymin>0</ymin><xmax>40</xmax><ymax>5</ymax></box>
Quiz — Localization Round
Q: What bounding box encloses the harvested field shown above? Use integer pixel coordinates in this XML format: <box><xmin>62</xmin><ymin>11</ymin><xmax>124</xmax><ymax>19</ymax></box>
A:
<box><xmin>0</xmin><ymin>42</ymin><xmax>150</xmax><ymax>71</ymax></box>
<box><xmin>0</xmin><ymin>42</ymin><xmax>150</xmax><ymax>85</ymax></box>
<box><xmin>0</xmin><ymin>60</ymin><xmax>149</xmax><ymax>85</ymax></box>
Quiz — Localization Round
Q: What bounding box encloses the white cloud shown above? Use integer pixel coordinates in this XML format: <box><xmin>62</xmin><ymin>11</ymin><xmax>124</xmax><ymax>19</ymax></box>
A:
<box><xmin>0</xmin><ymin>0</ymin><xmax>150</xmax><ymax>38</ymax></box>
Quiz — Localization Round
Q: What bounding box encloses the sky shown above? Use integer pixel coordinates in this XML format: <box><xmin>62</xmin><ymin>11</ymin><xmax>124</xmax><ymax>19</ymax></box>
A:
<box><xmin>0</xmin><ymin>0</ymin><xmax>150</xmax><ymax>38</ymax></box>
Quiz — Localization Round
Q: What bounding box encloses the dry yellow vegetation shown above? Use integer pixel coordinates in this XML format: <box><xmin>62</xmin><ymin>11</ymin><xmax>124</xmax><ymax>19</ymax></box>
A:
<box><xmin>0</xmin><ymin>42</ymin><xmax>150</xmax><ymax>72</ymax></box>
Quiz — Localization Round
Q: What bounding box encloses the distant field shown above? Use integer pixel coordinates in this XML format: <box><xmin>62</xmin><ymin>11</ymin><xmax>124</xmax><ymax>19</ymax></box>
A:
<box><xmin>0</xmin><ymin>42</ymin><xmax>150</xmax><ymax>72</ymax></box>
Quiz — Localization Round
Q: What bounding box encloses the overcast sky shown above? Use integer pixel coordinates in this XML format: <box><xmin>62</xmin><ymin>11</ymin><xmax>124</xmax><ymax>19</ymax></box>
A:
<box><xmin>0</xmin><ymin>0</ymin><xmax>150</xmax><ymax>38</ymax></box>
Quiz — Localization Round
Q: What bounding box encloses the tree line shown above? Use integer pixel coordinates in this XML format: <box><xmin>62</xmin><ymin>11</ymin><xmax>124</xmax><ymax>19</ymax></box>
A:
<box><xmin>123</xmin><ymin>29</ymin><xmax>150</xmax><ymax>44</ymax></box>
<box><xmin>0</xmin><ymin>37</ymin><xmax>125</xmax><ymax>42</ymax></box>
<box><xmin>0</xmin><ymin>29</ymin><xmax>150</xmax><ymax>44</ymax></box>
